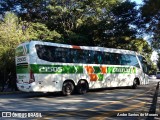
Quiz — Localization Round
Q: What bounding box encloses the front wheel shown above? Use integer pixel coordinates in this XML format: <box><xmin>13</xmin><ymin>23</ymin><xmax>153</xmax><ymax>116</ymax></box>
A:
<box><xmin>62</xmin><ymin>81</ymin><xmax>74</xmax><ymax>96</ymax></box>
<box><xmin>77</xmin><ymin>80</ymin><xmax>88</xmax><ymax>94</ymax></box>
<box><xmin>132</xmin><ymin>79</ymin><xmax>138</xmax><ymax>89</ymax></box>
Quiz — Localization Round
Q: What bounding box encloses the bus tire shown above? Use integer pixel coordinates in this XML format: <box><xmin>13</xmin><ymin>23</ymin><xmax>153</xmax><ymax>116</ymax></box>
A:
<box><xmin>77</xmin><ymin>80</ymin><xmax>88</xmax><ymax>94</ymax></box>
<box><xmin>132</xmin><ymin>79</ymin><xmax>138</xmax><ymax>89</ymax></box>
<box><xmin>62</xmin><ymin>81</ymin><xmax>74</xmax><ymax>96</ymax></box>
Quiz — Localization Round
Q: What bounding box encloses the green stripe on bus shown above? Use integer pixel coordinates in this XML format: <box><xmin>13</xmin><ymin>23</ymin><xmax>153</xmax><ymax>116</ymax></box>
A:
<box><xmin>16</xmin><ymin>64</ymin><xmax>136</xmax><ymax>75</ymax></box>
<box><xmin>16</xmin><ymin>65</ymin><xmax>29</xmax><ymax>73</ymax></box>
<box><xmin>30</xmin><ymin>64</ymin><xmax>83</xmax><ymax>74</ymax></box>
<box><xmin>107</xmin><ymin>67</ymin><xmax>136</xmax><ymax>74</ymax></box>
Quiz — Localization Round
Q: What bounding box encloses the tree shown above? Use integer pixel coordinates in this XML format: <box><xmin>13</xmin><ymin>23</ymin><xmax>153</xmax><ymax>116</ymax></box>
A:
<box><xmin>46</xmin><ymin>0</ymin><xmax>120</xmax><ymax>45</ymax></box>
<box><xmin>0</xmin><ymin>0</ymin><xmax>49</xmax><ymax>22</ymax></box>
<box><xmin>141</xmin><ymin>0</ymin><xmax>160</xmax><ymax>50</ymax></box>
<box><xmin>99</xmin><ymin>1</ymin><xmax>141</xmax><ymax>49</ymax></box>
<box><xmin>0</xmin><ymin>0</ymin><xmax>17</xmax><ymax>14</ymax></box>
<box><xmin>0</xmin><ymin>12</ymin><xmax>21</xmax><ymax>90</ymax></box>
<box><xmin>157</xmin><ymin>53</ymin><xmax>160</xmax><ymax>70</ymax></box>
<box><xmin>0</xmin><ymin>12</ymin><xmax>61</xmax><ymax>90</ymax></box>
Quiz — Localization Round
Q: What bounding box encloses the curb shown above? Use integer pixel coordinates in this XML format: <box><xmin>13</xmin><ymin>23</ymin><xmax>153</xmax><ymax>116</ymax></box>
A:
<box><xmin>0</xmin><ymin>91</ymin><xmax>49</xmax><ymax>96</ymax></box>
<box><xmin>145</xmin><ymin>82</ymin><xmax>159</xmax><ymax>120</ymax></box>
<box><xmin>155</xmin><ymin>82</ymin><xmax>160</xmax><ymax>119</ymax></box>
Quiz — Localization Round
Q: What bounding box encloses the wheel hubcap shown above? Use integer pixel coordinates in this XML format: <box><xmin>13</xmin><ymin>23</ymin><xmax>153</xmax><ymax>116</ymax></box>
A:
<box><xmin>66</xmin><ymin>84</ymin><xmax>72</xmax><ymax>93</ymax></box>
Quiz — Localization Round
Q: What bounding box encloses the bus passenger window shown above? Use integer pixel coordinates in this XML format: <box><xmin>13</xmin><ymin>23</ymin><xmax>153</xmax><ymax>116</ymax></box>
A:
<box><xmin>110</xmin><ymin>53</ymin><xmax>120</xmax><ymax>65</ymax></box>
<box><xmin>93</xmin><ymin>52</ymin><xmax>98</xmax><ymax>64</ymax></box>
<box><xmin>97</xmin><ymin>52</ymin><xmax>103</xmax><ymax>64</ymax></box>
<box><xmin>61</xmin><ymin>48</ymin><xmax>69</xmax><ymax>63</ymax></box>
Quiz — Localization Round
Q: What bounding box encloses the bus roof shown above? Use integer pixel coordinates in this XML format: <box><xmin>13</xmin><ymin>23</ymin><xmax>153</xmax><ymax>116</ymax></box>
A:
<box><xmin>23</xmin><ymin>40</ymin><xmax>141</xmax><ymax>56</ymax></box>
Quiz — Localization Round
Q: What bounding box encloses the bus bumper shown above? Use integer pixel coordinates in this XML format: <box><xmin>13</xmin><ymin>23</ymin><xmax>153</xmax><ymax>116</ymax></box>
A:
<box><xmin>17</xmin><ymin>83</ymin><xmax>35</xmax><ymax>92</ymax></box>
<box><xmin>16</xmin><ymin>82</ymin><xmax>60</xmax><ymax>92</ymax></box>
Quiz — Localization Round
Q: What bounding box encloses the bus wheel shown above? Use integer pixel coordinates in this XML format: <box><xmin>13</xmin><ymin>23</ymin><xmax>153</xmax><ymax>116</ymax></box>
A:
<box><xmin>77</xmin><ymin>80</ymin><xmax>88</xmax><ymax>94</ymax></box>
<box><xmin>62</xmin><ymin>81</ymin><xmax>74</xmax><ymax>96</ymax></box>
<box><xmin>132</xmin><ymin>79</ymin><xmax>138</xmax><ymax>89</ymax></box>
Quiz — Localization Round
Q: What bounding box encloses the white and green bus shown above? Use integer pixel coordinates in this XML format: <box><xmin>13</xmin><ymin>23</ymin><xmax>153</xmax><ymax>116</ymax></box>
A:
<box><xmin>15</xmin><ymin>41</ymin><xmax>149</xmax><ymax>95</ymax></box>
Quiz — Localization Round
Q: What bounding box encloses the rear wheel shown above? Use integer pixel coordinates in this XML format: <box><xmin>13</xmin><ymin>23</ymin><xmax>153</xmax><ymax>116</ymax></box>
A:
<box><xmin>77</xmin><ymin>80</ymin><xmax>88</xmax><ymax>94</ymax></box>
<box><xmin>62</xmin><ymin>81</ymin><xmax>74</xmax><ymax>96</ymax></box>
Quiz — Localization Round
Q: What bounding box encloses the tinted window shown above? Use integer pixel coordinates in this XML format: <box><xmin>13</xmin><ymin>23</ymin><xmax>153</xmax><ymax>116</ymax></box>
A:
<box><xmin>110</xmin><ymin>53</ymin><xmax>121</xmax><ymax>65</ymax></box>
<box><xmin>103</xmin><ymin>52</ymin><xmax>111</xmax><ymax>64</ymax></box>
<box><xmin>36</xmin><ymin>45</ymin><xmax>56</xmax><ymax>62</ymax></box>
<box><xmin>35</xmin><ymin>44</ymin><xmax>140</xmax><ymax>67</ymax></box>
<box><xmin>120</xmin><ymin>54</ymin><xmax>140</xmax><ymax>67</ymax></box>
<box><xmin>36</xmin><ymin>45</ymin><xmax>92</xmax><ymax>63</ymax></box>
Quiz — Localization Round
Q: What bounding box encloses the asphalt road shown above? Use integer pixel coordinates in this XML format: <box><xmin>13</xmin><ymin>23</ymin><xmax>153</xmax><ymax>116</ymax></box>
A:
<box><xmin>0</xmin><ymin>79</ymin><xmax>160</xmax><ymax>120</ymax></box>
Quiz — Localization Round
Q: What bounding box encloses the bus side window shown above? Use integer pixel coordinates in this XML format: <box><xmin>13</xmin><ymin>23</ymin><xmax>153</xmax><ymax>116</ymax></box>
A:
<box><xmin>48</xmin><ymin>48</ymin><xmax>54</xmax><ymax>62</ymax></box>
<box><xmin>94</xmin><ymin>51</ymin><xmax>98</xmax><ymax>64</ymax></box>
<box><xmin>88</xmin><ymin>50</ymin><xmax>96</xmax><ymax>64</ymax></box>
<box><xmin>35</xmin><ymin>45</ymin><xmax>43</xmax><ymax>60</ymax></box>
<box><xmin>36</xmin><ymin>45</ymin><xmax>55</xmax><ymax>62</ymax></box>
<box><xmin>70</xmin><ymin>49</ymin><xmax>74</xmax><ymax>63</ymax></box>
<box><xmin>67</xmin><ymin>49</ymin><xmax>72</xmax><ymax>63</ymax></box>
<box><xmin>129</xmin><ymin>55</ymin><xmax>140</xmax><ymax>68</ymax></box>
<box><xmin>71</xmin><ymin>48</ymin><xmax>80</xmax><ymax>63</ymax></box>
<box><xmin>103</xmin><ymin>52</ymin><xmax>110</xmax><ymax>64</ymax></box>
<box><xmin>83</xmin><ymin>50</ymin><xmax>89</xmax><ymax>63</ymax></box>
<box><xmin>109</xmin><ymin>53</ymin><xmax>114</xmax><ymax>65</ymax></box>
<box><xmin>88</xmin><ymin>50</ymin><xmax>92</xmax><ymax>63</ymax></box>
<box><xmin>75</xmin><ymin>49</ymin><xmax>80</xmax><ymax>63</ymax></box>
<box><xmin>109</xmin><ymin>53</ymin><xmax>120</xmax><ymax>65</ymax></box>
<box><xmin>119</xmin><ymin>54</ymin><xmax>140</xmax><ymax>67</ymax></box>
<box><xmin>120</xmin><ymin>54</ymin><xmax>130</xmax><ymax>65</ymax></box>
<box><xmin>97</xmin><ymin>52</ymin><xmax>103</xmax><ymax>64</ymax></box>
<box><xmin>54</xmin><ymin>47</ymin><xmax>62</xmax><ymax>62</ymax></box>
<box><xmin>61</xmin><ymin>48</ymin><xmax>70</xmax><ymax>63</ymax></box>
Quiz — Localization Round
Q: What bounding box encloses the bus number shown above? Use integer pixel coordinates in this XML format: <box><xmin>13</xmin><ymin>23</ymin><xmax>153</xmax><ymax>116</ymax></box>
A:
<box><xmin>17</xmin><ymin>57</ymin><xmax>26</xmax><ymax>62</ymax></box>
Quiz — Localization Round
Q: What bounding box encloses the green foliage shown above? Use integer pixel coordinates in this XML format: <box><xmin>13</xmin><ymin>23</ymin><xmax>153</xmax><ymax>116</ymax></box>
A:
<box><xmin>0</xmin><ymin>12</ymin><xmax>61</xmax><ymax>81</ymax></box>
<box><xmin>22</xmin><ymin>22</ymin><xmax>61</xmax><ymax>41</ymax></box>
<box><xmin>131</xmin><ymin>39</ymin><xmax>152</xmax><ymax>54</ymax></box>
<box><xmin>142</xmin><ymin>0</ymin><xmax>160</xmax><ymax>19</ymax></box>
<box><xmin>0</xmin><ymin>12</ymin><xmax>21</xmax><ymax>81</ymax></box>
<box><xmin>141</xmin><ymin>0</ymin><xmax>160</xmax><ymax>50</ymax></box>
<box><xmin>46</xmin><ymin>0</ymin><xmax>121</xmax><ymax>45</ymax></box>
<box><xmin>98</xmin><ymin>1</ymin><xmax>139</xmax><ymax>49</ymax></box>
<box><xmin>157</xmin><ymin>53</ymin><xmax>160</xmax><ymax>70</ymax></box>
